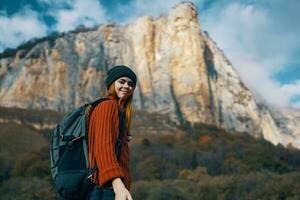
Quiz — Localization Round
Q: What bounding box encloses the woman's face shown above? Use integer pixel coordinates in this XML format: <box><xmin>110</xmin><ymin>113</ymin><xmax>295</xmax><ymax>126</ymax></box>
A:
<box><xmin>114</xmin><ymin>76</ymin><xmax>135</xmax><ymax>99</ymax></box>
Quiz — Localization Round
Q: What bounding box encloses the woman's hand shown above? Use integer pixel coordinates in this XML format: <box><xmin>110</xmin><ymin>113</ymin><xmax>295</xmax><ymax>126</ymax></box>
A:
<box><xmin>112</xmin><ymin>178</ymin><xmax>133</xmax><ymax>200</ymax></box>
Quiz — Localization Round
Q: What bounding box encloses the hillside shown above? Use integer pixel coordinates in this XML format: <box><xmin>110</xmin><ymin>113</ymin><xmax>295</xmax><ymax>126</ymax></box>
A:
<box><xmin>0</xmin><ymin>107</ymin><xmax>300</xmax><ymax>199</ymax></box>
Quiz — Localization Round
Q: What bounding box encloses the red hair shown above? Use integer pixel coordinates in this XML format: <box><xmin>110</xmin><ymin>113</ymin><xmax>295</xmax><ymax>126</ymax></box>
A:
<box><xmin>106</xmin><ymin>82</ymin><xmax>134</xmax><ymax>136</ymax></box>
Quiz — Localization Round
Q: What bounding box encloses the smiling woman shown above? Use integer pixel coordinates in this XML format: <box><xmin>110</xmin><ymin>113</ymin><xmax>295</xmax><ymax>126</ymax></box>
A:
<box><xmin>88</xmin><ymin>65</ymin><xmax>137</xmax><ymax>200</ymax></box>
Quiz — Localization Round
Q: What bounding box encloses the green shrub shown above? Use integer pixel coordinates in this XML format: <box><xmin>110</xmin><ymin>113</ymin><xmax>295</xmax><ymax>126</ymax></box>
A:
<box><xmin>148</xmin><ymin>184</ymin><xmax>191</xmax><ymax>200</ymax></box>
<box><xmin>0</xmin><ymin>176</ymin><xmax>57</xmax><ymax>200</ymax></box>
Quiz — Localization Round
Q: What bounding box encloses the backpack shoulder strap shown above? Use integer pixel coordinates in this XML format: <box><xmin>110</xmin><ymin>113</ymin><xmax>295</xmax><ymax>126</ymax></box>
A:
<box><xmin>116</xmin><ymin>109</ymin><xmax>126</xmax><ymax>161</ymax></box>
<box><xmin>90</xmin><ymin>97</ymin><xmax>109</xmax><ymax>107</ymax></box>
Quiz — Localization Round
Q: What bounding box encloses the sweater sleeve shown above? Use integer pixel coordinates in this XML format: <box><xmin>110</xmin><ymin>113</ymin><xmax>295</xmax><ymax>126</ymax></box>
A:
<box><xmin>91</xmin><ymin>100</ymin><xmax>125</xmax><ymax>186</ymax></box>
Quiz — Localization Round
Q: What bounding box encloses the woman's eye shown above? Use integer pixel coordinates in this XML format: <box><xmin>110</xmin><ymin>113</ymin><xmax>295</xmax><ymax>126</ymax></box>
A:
<box><xmin>119</xmin><ymin>80</ymin><xmax>134</xmax><ymax>87</ymax></box>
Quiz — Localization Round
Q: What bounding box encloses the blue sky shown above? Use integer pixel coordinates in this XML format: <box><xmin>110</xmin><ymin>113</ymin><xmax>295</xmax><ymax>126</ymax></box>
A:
<box><xmin>0</xmin><ymin>0</ymin><xmax>299</xmax><ymax>109</ymax></box>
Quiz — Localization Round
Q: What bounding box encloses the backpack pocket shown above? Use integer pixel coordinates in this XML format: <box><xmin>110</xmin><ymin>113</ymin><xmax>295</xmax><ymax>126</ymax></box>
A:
<box><xmin>55</xmin><ymin>170</ymin><xmax>91</xmax><ymax>200</ymax></box>
<box><xmin>57</xmin><ymin>139</ymin><xmax>86</xmax><ymax>171</ymax></box>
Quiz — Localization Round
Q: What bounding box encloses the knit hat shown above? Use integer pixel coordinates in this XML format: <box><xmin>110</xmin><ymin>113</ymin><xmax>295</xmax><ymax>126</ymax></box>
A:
<box><xmin>105</xmin><ymin>65</ymin><xmax>137</xmax><ymax>89</ymax></box>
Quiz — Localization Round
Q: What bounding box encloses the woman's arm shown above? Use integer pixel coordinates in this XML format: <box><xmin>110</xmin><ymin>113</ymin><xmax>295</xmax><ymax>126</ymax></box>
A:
<box><xmin>112</xmin><ymin>178</ymin><xmax>133</xmax><ymax>200</ymax></box>
<box><xmin>90</xmin><ymin>100</ymin><xmax>125</xmax><ymax>185</ymax></box>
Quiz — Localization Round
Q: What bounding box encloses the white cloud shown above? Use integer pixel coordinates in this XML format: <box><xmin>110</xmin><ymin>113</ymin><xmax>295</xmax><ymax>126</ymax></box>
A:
<box><xmin>37</xmin><ymin>0</ymin><xmax>73</xmax><ymax>8</ymax></box>
<box><xmin>282</xmin><ymin>82</ymin><xmax>300</xmax><ymax>95</ymax></box>
<box><xmin>0</xmin><ymin>7</ymin><xmax>48</xmax><ymax>51</ymax></box>
<box><xmin>293</xmin><ymin>101</ymin><xmax>300</xmax><ymax>109</ymax></box>
<box><xmin>281</xmin><ymin>80</ymin><xmax>300</xmax><ymax>104</ymax></box>
<box><xmin>0</xmin><ymin>0</ymin><xmax>108</xmax><ymax>50</ymax></box>
<box><xmin>201</xmin><ymin>2</ymin><xmax>300</xmax><ymax>108</ymax></box>
<box><xmin>47</xmin><ymin>0</ymin><xmax>107</xmax><ymax>32</ymax></box>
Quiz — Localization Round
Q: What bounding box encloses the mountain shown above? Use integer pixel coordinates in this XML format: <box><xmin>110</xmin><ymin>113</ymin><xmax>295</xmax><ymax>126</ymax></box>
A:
<box><xmin>0</xmin><ymin>2</ymin><xmax>299</xmax><ymax>148</ymax></box>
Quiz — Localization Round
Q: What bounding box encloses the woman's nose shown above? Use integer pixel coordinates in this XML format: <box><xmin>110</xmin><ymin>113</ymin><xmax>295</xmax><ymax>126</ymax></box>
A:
<box><xmin>123</xmin><ymin>82</ymin><xmax>131</xmax><ymax>88</ymax></box>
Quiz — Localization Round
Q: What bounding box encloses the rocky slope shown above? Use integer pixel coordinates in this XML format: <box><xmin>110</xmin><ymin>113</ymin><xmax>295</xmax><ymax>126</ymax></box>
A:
<box><xmin>0</xmin><ymin>2</ymin><xmax>299</xmax><ymax>147</ymax></box>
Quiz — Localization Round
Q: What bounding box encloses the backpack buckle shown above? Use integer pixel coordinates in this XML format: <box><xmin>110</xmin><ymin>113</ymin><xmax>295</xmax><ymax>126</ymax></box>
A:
<box><xmin>72</xmin><ymin>136</ymin><xmax>82</xmax><ymax>142</ymax></box>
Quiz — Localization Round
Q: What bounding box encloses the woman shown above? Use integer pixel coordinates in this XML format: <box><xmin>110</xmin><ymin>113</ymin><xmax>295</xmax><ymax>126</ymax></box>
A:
<box><xmin>88</xmin><ymin>65</ymin><xmax>137</xmax><ymax>200</ymax></box>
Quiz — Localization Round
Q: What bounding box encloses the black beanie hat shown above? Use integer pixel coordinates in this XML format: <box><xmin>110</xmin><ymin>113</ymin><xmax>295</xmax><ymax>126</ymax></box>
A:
<box><xmin>105</xmin><ymin>65</ymin><xmax>137</xmax><ymax>89</ymax></box>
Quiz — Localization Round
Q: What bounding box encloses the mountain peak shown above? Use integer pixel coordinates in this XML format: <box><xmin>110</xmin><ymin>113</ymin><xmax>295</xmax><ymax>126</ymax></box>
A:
<box><xmin>170</xmin><ymin>2</ymin><xmax>198</xmax><ymax>19</ymax></box>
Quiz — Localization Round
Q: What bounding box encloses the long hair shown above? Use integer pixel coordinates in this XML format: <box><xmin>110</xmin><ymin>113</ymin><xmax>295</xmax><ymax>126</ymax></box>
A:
<box><xmin>106</xmin><ymin>82</ymin><xmax>134</xmax><ymax>136</ymax></box>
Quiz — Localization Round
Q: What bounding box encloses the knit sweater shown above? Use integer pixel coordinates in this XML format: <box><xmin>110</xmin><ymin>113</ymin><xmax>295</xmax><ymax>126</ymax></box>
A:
<box><xmin>88</xmin><ymin>99</ymin><xmax>131</xmax><ymax>190</ymax></box>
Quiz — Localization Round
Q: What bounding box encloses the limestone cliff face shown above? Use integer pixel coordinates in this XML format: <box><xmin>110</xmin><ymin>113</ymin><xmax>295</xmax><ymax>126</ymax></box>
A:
<box><xmin>0</xmin><ymin>2</ymin><xmax>299</xmax><ymax>147</ymax></box>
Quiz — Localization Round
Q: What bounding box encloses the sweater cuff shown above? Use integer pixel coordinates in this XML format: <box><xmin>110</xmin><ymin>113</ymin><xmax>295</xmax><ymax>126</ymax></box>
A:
<box><xmin>99</xmin><ymin>167</ymin><xmax>125</xmax><ymax>187</ymax></box>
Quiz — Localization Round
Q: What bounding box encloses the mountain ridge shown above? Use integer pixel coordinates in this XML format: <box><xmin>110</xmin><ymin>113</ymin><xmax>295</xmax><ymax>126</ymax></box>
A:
<box><xmin>0</xmin><ymin>2</ymin><xmax>299</xmax><ymax>148</ymax></box>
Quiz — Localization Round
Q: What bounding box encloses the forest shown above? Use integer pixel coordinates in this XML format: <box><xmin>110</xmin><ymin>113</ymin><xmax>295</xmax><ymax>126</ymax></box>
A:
<box><xmin>0</xmin><ymin>107</ymin><xmax>300</xmax><ymax>200</ymax></box>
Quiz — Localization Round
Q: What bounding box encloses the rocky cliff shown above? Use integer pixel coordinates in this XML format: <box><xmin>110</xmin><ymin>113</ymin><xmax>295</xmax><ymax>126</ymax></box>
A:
<box><xmin>0</xmin><ymin>2</ymin><xmax>299</xmax><ymax>147</ymax></box>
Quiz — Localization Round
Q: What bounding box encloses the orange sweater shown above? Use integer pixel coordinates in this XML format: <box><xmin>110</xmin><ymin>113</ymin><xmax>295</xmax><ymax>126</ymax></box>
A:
<box><xmin>88</xmin><ymin>99</ymin><xmax>131</xmax><ymax>190</ymax></box>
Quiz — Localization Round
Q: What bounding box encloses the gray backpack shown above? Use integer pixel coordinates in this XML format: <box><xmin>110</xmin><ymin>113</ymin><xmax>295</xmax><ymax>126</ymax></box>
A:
<box><xmin>50</xmin><ymin>98</ymin><xmax>125</xmax><ymax>200</ymax></box>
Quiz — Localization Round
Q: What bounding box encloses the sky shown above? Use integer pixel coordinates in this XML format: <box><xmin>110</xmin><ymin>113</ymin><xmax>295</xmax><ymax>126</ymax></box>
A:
<box><xmin>0</xmin><ymin>0</ymin><xmax>299</xmax><ymax>109</ymax></box>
